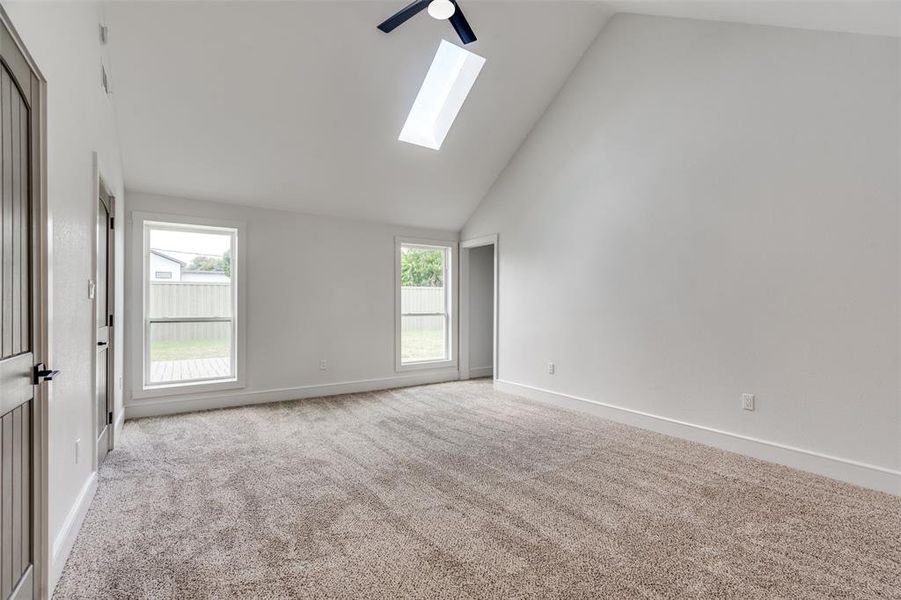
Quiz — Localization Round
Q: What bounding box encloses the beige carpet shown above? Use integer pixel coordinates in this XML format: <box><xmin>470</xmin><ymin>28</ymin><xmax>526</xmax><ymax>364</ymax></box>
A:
<box><xmin>54</xmin><ymin>380</ymin><xmax>900</xmax><ymax>599</ymax></box>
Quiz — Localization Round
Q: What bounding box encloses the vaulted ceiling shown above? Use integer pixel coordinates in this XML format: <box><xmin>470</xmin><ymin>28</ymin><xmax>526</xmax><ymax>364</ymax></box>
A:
<box><xmin>104</xmin><ymin>1</ymin><xmax>613</xmax><ymax>229</ymax></box>
<box><xmin>104</xmin><ymin>1</ymin><xmax>900</xmax><ymax>230</ymax></box>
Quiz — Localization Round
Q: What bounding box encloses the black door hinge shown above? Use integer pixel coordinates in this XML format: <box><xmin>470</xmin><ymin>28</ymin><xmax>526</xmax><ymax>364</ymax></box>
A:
<box><xmin>109</xmin><ymin>217</ymin><xmax>114</xmax><ymax>230</ymax></box>
<box><xmin>108</xmin><ymin>411</ymin><xmax>114</xmax><ymax>425</ymax></box>
<box><xmin>108</xmin><ymin>314</ymin><xmax>113</xmax><ymax>327</ymax></box>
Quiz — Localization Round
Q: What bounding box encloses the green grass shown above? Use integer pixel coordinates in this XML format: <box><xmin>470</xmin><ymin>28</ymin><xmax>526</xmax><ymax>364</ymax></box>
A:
<box><xmin>401</xmin><ymin>329</ymin><xmax>446</xmax><ymax>362</ymax></box>
<box><xmin>150</xmin><ymin>339</ymin><xmax>230</xmax><ymax>361</ymax></box>
<box><xmin>151</xmin><ymin>330</ymin><xmax>444</xmax><ymax>363</ymax></box>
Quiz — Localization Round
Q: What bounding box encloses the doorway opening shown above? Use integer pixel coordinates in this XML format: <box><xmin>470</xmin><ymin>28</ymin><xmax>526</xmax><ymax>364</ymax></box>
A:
<box><xmin>459</xmin><ymin>235</ymin><xmax>498</xmax><ymax>381</ymax></box>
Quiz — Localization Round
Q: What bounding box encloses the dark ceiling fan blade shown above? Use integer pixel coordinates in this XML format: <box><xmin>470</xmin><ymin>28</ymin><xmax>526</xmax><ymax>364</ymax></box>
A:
<box><xmin>448</xmin><ymin>1</ymin><xmax>477</xmax><ymax>44</ymax></box>
<box><xmin>377</xmin><ymin>0</ymin><xmax>431</xmax><ymax>33</ymax></box>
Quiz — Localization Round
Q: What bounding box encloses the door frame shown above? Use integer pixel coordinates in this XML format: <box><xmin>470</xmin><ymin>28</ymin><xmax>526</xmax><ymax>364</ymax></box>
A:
<box><xmin>458</xmin><ymin>234</ymin><xmax>498</xmax><ymax>381</ymax></box>
<box><xmin>92</xmin><ymin>159</ymin><xmax>115</xmax><ymax>465</ymax></box>
<box><xmin>0</xmin><ymin>5</ymin><xmax>49</xmax><ymax>599</ymax></box>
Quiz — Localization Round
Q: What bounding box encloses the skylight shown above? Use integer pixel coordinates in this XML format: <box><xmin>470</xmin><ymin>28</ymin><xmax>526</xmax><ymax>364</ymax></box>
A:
<box><xmin>399</xmin><ymin>39</ymin><xmax>486</xmax><ymax>150</ymax></box>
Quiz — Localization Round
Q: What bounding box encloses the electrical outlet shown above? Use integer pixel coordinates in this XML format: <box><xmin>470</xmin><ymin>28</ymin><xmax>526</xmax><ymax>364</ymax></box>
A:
<box><xmin>319</xmin><ymin>359</ymin><xmax>328</xmax><ymax>371</ymax></box>
<box><xmin>742</xmin><ymin>393</ymin><xmax>755</xmax><ymax>411</ymax></box>
<box><xmin>75</xmin><ymin>438</ymin><xmax>81</xmax><ymax>464</ymax></box>
<box><xmin>547</xmin><ymin>362</ymin><xmax>556</xmax><ymax>375</ymax></box>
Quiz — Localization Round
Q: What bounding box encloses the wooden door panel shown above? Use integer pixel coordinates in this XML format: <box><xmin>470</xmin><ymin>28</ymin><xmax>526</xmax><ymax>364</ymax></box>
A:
<box><xmin>0</xmin><ymin>405</ymin><xmax>29</xmax><ymax>599</ymax></box>
<box><xmin>0</xmin><ymin>65</ymin><xmax>29</xmax><ymax>360</ymax></box>
<box><xmin>0</xmin><ymin>355</ymin><xmax>29</xmax><ymax>416</ymax></box>
<box><xmin>1</xmin><ymin>67</ymin><xmax>12</xmax><ymax>357</ymax></box>
<box><xmin>0</xmin><ymin>32</ymin><xmax>35</xmax><ymax>598</ymax></box>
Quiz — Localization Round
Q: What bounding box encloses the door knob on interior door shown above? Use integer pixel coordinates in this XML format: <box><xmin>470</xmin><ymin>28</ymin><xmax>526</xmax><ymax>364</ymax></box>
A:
<box><xmin>97</xmin><ymin>341</ymin><xmax>108</xmax><ymax>347</ymax></box>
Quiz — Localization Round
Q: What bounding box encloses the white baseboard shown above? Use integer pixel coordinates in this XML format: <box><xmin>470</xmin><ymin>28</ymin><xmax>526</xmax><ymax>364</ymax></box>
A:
<box><xmin>125</xmin><ymin>369</ymin><xmax>460</xmax><ymax>419</ymax></box>
<box><xmin>469</xmin><ymin>366</ymin><xmax>493</xmax><ymax>379</ymax></box>
<box><xmin>50</xmin><ymin>472</ymin><xmax>98</xmax><ymax>595</ymax></box>
<box><xmin>496</xmin><ymin>379</ymin><xmax>901</xmax><ymax>496</ymax></box>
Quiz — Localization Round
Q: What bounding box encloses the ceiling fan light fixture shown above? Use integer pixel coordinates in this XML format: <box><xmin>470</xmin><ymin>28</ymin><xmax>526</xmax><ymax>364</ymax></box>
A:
<box><xmin>377</xmin><ymin>0</ymin><xmax>476</xmax><ymax>45</ymax></box>
<box><xmin>427</xmin><ymin>0</ymin><xmax>456</xmax><ymax>20</ymax></box>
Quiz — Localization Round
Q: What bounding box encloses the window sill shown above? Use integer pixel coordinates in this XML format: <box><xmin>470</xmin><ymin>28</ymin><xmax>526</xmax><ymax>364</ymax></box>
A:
<box><xmin>132</xmin><ymin>378</ymin><xmax>245</xmax><ymax>400</ymax></box>
<box><xmin>396</xmin><ymin>359</ymin><xmax>457</xmax><ymax>373</ymax></box>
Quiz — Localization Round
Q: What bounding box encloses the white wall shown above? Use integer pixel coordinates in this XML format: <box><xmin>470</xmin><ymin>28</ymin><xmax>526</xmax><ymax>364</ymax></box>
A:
<box><xmin>468</xmin><ymin>245</ymin><xmax>494</xmax><ymax>375</ymax></box>
<box><xmin>463</xmin><ymin>14</ymin><xmax>901</xmax><ymax>491</ymax></box>
<box><xmin>125</xmin><ymin>192</ymin><xmax>459</xmax><ymax>417</ymax></box>
<box><xmin>4</xmin><ymin>1</ymin><xmax>126</xmax><ymax>592</ymax></box>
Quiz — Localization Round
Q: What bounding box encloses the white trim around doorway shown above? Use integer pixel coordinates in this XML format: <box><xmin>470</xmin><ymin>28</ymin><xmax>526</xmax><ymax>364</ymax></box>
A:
<box><xmin>459</xmin><ymin>234</ymin><xmax>498</xmax><ymax>381</ymax></box>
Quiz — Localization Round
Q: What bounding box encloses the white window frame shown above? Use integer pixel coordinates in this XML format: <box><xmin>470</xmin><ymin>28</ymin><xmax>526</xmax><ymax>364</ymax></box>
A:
<box><xmin>395</xmin><ymin>237</ymin><xmax>458</xmax><ymax>372</ymax></box>
<box><xmin>131</xmin><ymin>212</ymin><xmax>246</xmax><ymax>399</ymax></box>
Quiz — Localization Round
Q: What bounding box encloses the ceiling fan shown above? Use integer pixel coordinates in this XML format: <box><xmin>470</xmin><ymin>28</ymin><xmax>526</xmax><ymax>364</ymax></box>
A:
<box><xmin>377</xmin><ymin>0</ymin><xmax>477</xmax><ymax>45</ymax></box>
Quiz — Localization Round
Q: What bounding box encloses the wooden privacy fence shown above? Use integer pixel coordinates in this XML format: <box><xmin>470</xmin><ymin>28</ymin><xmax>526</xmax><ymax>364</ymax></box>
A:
<box><xmin>148</xmin><ymin>284</ymin><xmax>445</xmax><ymax>343</ymax></box>
<box><xmin>150</xmin><ymin>282</ymin><xmax>231</xmax><ymax>318</ymax></box>
<box><xmin>152</xmin><ymin>283</ymin><xmax>441</xmax><ymax>317</ymax></box>
<box><xmin>149</xmin><ymin>282</ymin><xmax>231</xmax><ymax>342</ymax></box>
<box><xmin>401</xmin><ymin>287</ymin><xmax>447</xmax><ymax>336</ymax></box>
<box><xmin>401</xmin><ymin>286</ymin><xmax>445</xmax><ymax>314</ymax></box>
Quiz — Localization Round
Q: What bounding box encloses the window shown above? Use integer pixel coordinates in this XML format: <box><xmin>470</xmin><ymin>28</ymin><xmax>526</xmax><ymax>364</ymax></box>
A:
<box><xmin>142</xmin><ymin>220</ymin><xmax>240</xmax><ymax>389</ymax></box>
<box><xmin>397</xmin><ymin>239</ymin><xmax>456</xmax><ymax>369</ymax></box>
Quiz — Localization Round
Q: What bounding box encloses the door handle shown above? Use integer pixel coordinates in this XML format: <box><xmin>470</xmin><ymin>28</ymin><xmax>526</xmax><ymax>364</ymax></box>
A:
<box><xmin>33</xmin><ymin>363</ymin><xmax>60</xmax><ymax>384</ymax></box>
<box><xmin>97</xmin><ymin>341</ymin><xmax>108</xmax><ymax>347</ymax></box>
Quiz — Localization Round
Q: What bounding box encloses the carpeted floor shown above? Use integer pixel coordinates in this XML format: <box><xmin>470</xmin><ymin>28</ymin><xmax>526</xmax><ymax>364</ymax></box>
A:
<box><xmin>54</xmin><ymin>380</ymin><xmax>900</xmax><ymax>599</ymax></box>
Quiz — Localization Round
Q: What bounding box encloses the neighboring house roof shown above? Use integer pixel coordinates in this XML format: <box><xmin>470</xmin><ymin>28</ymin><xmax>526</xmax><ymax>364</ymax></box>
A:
<box><xmin>150</xmin><ymin>249</ymin><xmax>187</xmax><ymax>266</ymax></box>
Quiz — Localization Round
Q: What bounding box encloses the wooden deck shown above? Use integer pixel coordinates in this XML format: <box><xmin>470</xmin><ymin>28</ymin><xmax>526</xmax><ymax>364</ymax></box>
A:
<box><xmin>150</xmin><ymin>357</ymin><xmax>230</xmax><ymax>383</ymax></box>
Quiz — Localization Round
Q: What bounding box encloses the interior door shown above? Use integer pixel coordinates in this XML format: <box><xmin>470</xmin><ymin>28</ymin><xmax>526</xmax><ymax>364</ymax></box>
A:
<box><xmin>0</xmin><ymin>15</ymin><xmax>42</xmax><ymax>600</ymax></box>
<box><xmin>96</xmin><ymin>189</ymin><xmax>112</xmax><ymax>466</ymax></box>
